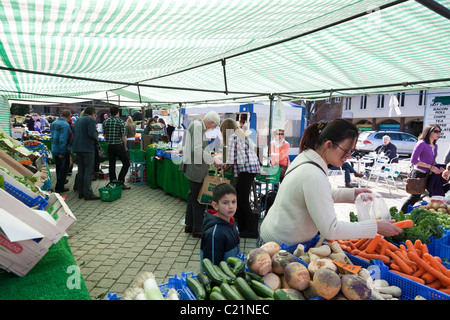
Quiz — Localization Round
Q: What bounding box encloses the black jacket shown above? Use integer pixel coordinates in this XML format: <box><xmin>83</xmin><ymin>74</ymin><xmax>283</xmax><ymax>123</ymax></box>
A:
<box><xmin>377</xmin><ymin>142</ymin><xmax>398</xmax><ymax>162</ymax></box>
<box><xmin>200</xmin><ymin>210</ymin><xmax>240</xmax><ymax>265</ymax></box>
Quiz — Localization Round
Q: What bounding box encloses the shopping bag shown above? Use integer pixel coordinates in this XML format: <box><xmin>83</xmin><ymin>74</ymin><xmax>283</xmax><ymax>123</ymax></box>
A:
<box><xmin>405</xmin><ymin>176</ymin><xmax>427</xmax><ymax>195</ymax></box>
<box><xmin>97</xmin><ymin>143</ymin><xmax>107</xmax><ymax>163</ymax></box>
<box><xmin>197</xmin><ymin>169</ymin><xmax>231</xmax><ymax>205</ymax></box>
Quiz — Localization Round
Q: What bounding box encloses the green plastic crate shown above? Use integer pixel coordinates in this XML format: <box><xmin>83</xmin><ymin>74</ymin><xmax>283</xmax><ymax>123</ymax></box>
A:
<box><xmin>255</xmin><ymin>165</ymin><xmax>281</xmax><ymax>183</ymax></box>
<box><xmin>99</xmin><ymin>181</ymin><xmax>123</xmax><ymax>202</ymax></box>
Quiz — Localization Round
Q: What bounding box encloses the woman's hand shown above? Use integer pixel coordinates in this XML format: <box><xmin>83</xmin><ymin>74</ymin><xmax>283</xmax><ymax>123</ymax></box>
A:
<box><xmin>443</xmin><ymin>169</ymin><xmax>450</xmax><ymax>180</ymax></box>
<box><xmin>354</xmin><ymin>188</ymin><xmax>372</xmax><ymax>201</ymax></box>
<box><xmin>431</xmin><ymin>166</ymin><xmax>442</xmax><ymax>174</ymax></box>
<box><xmin>376</xmin><ymin>220</ymin><xmax>403</xmax><ymax>237</ymax></box>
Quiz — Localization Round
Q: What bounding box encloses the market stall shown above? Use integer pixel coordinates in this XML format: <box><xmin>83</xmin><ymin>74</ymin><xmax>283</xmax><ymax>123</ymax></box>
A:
<box><xmin>0</xmin><ymin>129</ymin><xmax>88</xmax><ymax>299</ymax></box>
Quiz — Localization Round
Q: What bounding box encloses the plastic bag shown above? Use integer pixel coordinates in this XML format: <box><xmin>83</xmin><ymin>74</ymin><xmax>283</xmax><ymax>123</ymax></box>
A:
<box><xmin>355</xmin><ymin>192</ymin><xmax>391</xmax><ymax>221</ymax></box>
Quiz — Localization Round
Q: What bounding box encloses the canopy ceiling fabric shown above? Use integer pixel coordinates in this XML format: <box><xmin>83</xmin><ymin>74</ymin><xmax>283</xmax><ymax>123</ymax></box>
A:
<box><xmin>0</xmin><ymin>0</ymin><xmax>449</xmax><ymax>106</ymax></box>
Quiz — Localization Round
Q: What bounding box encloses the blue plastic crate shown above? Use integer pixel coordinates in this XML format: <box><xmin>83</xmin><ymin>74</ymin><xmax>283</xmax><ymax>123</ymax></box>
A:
<box><xmin>427</xmin><ymin>232</ymin><xmax>450</xmax><ymax>265</ymax></box>
<box><xmin>4</xmin><ymin>180</ymin><xmax>48</xmax><ymax>209</ymax></box>
<box><xmin>130</xmin><ymin>161</ymin><xmax>147</xmax><ymax>185</ymax></box>
<box><xmin>161</xmin><ymin>272</ymin><xmax>197</xmax><ymax>300</ymax></box>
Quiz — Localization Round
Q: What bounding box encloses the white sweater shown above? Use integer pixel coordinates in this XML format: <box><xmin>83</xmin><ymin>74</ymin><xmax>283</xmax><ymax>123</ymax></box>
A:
<box><xmin>260</xmin><ymin>149</ymin><xmax>378</xmax><ymax>246</ymax></box>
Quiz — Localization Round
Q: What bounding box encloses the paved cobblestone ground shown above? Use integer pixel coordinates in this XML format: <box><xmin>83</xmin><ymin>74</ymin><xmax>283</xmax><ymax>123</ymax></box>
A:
<box><xmin>53</xmin><ymin>163</ymin><xmax>411</xmax><ymax>300</ymax></box>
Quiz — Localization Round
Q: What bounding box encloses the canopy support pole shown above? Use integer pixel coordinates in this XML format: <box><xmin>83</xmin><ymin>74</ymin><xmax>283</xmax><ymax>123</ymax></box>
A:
<box><xmin>221</xmin><ymin>59</ymin><xmax>228</xmax><ymax>95</ymax></box>
<box><xmin>265</xmin><ymin>94</ymin><xmax>275</xmax><ymax>195</ymax></box>
<box><xmin>415</xmin><ymin>0</ymin><xmax>450</xmax><ymax>20</ymax></box>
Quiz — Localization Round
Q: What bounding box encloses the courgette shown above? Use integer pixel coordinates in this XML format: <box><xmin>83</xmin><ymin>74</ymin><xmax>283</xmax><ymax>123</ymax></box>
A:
<box><xmin>250</xmin><ymin>280</ymin><xmax>274</xmax><ymax>299</ymax></box>
<box><xmin>186</xmin><ymin>277</ymin><xmax>206</xmax><ymax>300</ymax></box>
<box><xmin>201</xmin><ymin>258</ymin><xmax>225</xmax><ymax>285</ymax></box>
<box><xmin>213</xmin><ymin>265</ymin><xmax>233</xmax><ymax>284</ymax></box>
<box><xmin>219</xmin><ymin>261</ymin><xmax>237</xmax><ymax>280</ymax></box>
<box><xmin>196</xmin><ymin>272</ymin><xmax>212</xmax><ymax>294</ymax></box>
<box><xmin>211</xmin><ymin>286</ymin><xmax>223</xmax><ymax>294</ymax></box>
<box><xmin>235</xmin><ymin>276</ymin><xmax>260</xmax><ymax>300</ymax></box>
<box><xmin>209</xmin><ymin>291</ymin><xmax>227</xmax><ymax>300</ymax></box>
<box><xmin>273</xmin><ymin>289</ymin><xmax>291</xmax><ymax>300</ymax></box>
<box><xmin>245</xmin><ymin>272</ymin><xmax>264</xmax><ymax>283</ymax></box>
<box><xmin>220</xmin><ymin>282</ymin><xmax>244</xmax><ymax>300</ymax></box>
<box><xmin>226</xmin><ymin>256</ymin><xmax>245</xmax><ymax>276</ymax></box>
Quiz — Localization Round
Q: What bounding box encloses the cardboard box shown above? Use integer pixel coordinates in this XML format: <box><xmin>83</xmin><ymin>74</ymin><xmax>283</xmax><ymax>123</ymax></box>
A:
<box><xmin>0</xmin><ymin>149</ymin><xmax>44</xmax><ymax>187</ymax></box>
<box><xmin>44</xmin><ymin>193</ymin><xmax>77</xmax><ymax>233</ymax></box>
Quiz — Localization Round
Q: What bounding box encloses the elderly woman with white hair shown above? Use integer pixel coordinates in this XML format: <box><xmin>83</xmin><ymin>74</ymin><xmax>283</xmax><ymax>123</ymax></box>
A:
<box><xmin>270</xmin><ymin>128</ymin><xmax>290</xmax><ymax>181</ymax></box>
<box><xmin>179</xmin><ymin>111</ymin><xmax>223</xmax><ymax>238</ymax></box>
<box><xmin>376</xmin><ymin>135</ymin><xmax>398</xmax><ymax>163</ymax></box>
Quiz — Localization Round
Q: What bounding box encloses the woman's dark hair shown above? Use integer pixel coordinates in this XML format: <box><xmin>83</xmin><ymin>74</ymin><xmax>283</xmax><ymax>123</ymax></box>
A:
<box><xmin>213</xmin><ymin>183</ymin><xmax>237</xmax><ymax>203</ymax></box>
<box><xmin>420</xmin><ymin>124</ymin><xmax>441</xmax><ymax>144</ymax></box>
<box><xmin>299</xmin><ymin>119</ymin><xmax>359</xmax><ymax>152</ymax></box>
<box><xmin>146</xmin><ymin>118</ymin><xmax>156</xmax><ymax>130</ymax></box>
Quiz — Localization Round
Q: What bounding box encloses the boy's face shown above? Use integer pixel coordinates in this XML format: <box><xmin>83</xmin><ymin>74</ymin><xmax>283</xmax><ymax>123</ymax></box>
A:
<box><xmin>212</xmin><ymin>193</ymin><xmax>237</xmax><ymax>222</ymax></box>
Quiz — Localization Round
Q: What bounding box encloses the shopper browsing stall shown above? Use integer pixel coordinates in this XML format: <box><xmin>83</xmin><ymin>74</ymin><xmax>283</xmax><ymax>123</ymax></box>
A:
<box><xmin>179</xmin><ymin>111</ymin><xmax>223</xmax><ymax>238</ymax></box>
<box><xmin>50</xmin><ymin>109</ymin><xmax>72</xmax><ymax>193</ymax></box>
<box><xmin>220</xmin><ymin>118</ymin><xmax>260</xmax><ymax>238</ymax></box>
<box><xmin>200</xmin><ymin>183</ymin><xmax>240</xmax><ymax>265</ymax></box>
<box><xmin>270</xmin><ymin>128</ymin><xmax>290</xmax><ymax>182</ymax></box>
<box><xmin>125</xmin><ymin>116</ymin><xmax>136</xmax><ymax>151</ymax></box>
<box><xmin>102</xmin><ymin>106</ymin><xmax>131</xmax><ymax>190</ymax></box>
<box><xmin>260</xmin><ymin>119</ymin><xmax>403</xmax><ymax>246</ymax></box>
<box><xmin>73</xmin><ymin>106</ymin><xmax>100</xmax><ymax>200</ymax></box>
<box><xmin>400</xmin><ymin>124</ymin><xmax>445</xmax><ymax>213</ymax></box>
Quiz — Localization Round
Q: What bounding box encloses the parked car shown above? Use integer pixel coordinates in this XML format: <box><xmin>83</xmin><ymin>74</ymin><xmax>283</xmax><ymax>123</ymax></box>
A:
<box><xmin>356</xmin><ymin>131</ymin><xmax>418</xmax><ymax>155</ymax></box>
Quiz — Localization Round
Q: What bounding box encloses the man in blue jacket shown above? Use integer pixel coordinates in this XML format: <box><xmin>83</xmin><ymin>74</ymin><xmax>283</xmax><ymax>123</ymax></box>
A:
<box><xmin>50</xmin><ymin>109</ymin><xmax>72</xmax><ymax>193</ymax></box>
<box><xmin>73</xmin><ymin>106</ymin><xmax>100</xmax><ymax>200</ymax></box>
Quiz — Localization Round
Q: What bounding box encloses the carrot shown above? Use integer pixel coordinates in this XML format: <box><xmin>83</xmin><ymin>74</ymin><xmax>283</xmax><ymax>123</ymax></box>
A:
<box><xmin>365</xmin><ymin>235</ymin><xmax>382</xmax><ymax>254</ymax></box>
<box><xmin>399</xmin><ymin>244</ymin><xmax>407</xmax><ymax>254</ymax></box>
<box><xmin>350</xmin><ymin>249</ymin><xmax>361</xmax><ymax>255</ymax></box>
<box><xmin>405</xmin><ymin>240</ymin><xmax>416</xmax><ymax>254</ymax></box>
<box><xmin>425</xmin><ymin>254</ymin><xmax>450</xmax><ymax>277</ymax></box>
<box><xmin>386</xmin><ymin>249</ymin><xmax>414</xmax><ymax>275</ymax></box>
<box><xmin>390</xmin><ymin>263</ymin><xmax>402</xmax><ymax>272</ymax></box>
<box><xmin>407</xmin><ymin>252</ymin><xmax>450</xmax><ymax>287</ymax></box>
<box><xmin>390</xmin><ymin>270</ymin><xmax>426</xmax><ymax>284</ymax></box>
<box><xmin>439</xmin><ymin>288</ymin><xmax>450</xmax><ymax>295</ymax></box>
<box><xmin>354</xmin><ymin>238</ymin><xmax>368</xmax><ymax>249</ymax></box>
<box><xmin>379</xmin><ymin>240</ymin><xmax>389</xmax><ymax>256</ymax></box>
<box><xmin>426</xmin><ymin>279</ymin><xmax>442</xmax><ymax>290</ymax></box>
<box><xmin>421</xmin><ymin>272</ymin><xmax>437</xmax><ymax>284</ymax></box>
<box><xmin>412</xmin><ymin>267</ymin><xmax>426</xmax><ymax>278</ymax></box>
<box><xmin>396</xmin><ymin>250</ymin><xmax>417</xmax><ymax>271</ymax></box>
<box><xmin>347</xmin><ymin>241</ymin><xmax>357</xmax><ymax>250</ymax></box>
<box><xmin>393</xmin><ymin>219</ymin><xmax>413</xmax><ymax>228</ymax></box>
<box><xmin>421</xmin><ymin>244</ymin><xmax>429</xmax><ymax>255</ymax></box>
<box><xmin>359</xmin><ymin>238</ymin><xmax>373</xmax><ymax>251</ymax></box>
<box><xmin>358</xmin><ymin>251</ymin><xmax>390</xmax><ymax>264</ymax></box>
<box><xmin>380</xmin><ymin>239</ymin><xmax>399</xmax><ymax>252</ymax></box>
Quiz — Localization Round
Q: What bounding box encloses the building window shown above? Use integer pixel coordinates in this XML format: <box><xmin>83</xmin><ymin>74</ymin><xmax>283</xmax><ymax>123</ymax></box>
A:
<box><xmin>344</xmin><ymin>97</ymin><xmax>352</xmax><ymax>110</ymax></box>
<box><xmin>396</xmin><ymin>92</ymin><xmax>405</xmax><ymax>107</ymax></box>
<box><xmin>325</xmin><ymin>98</ymin><xmax>331</xmax><ymax>104</ymax></box>
<box><xmin>334</xmin><ymin>97</ymin><xmax>341</xmax><ymax>103</ymax></box>
<box><xmin>377</xmin><ymin>94</ymin><xmax>385</xmax><ymax>109</ymax></box>
<box><xmin>360</xmin><ymin>95</ymin><xmax>367</xmax><ymax>110</ymax></box>
<box><xmin>418</xmin><ymin>90</ymin><xmax>426</xmax><ymax>106</ymax></box>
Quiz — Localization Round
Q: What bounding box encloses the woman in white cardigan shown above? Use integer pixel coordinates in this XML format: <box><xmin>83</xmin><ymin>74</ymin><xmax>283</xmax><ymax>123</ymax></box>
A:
<box><xmin>260</xmin><ymin>119</ymin><xmax>403</xmax><ymax>246</ymax></box>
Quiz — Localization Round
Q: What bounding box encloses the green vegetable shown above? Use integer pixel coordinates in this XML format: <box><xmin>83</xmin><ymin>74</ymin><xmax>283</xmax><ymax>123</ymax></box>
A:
<box><xmin>201</xmin><ymin>258</ymin><xmax>226</xmax><ymax>285</ymax></box>
<box><xmin>235</xmin><ymin>276</ymin><xmax>260</xmax><ymax>300</ymax></box>
<box><xmin>196</xmin><ymin>272</ymin><xmax>212</xmax><ymax>294</ymax></box>
<box><xmin>273</xmin><ymin>289</ymin><xmax>291</xmax><ymax>300</ymax></box>
<box><xmin>209</xmin><ymin>291</ymin><xmax>227</xmax><ymax>300</ymax></box>
<box><xmin>349</xmin><ymin>211</ymin><xmax>358</xmax><ymax>222</ymax></box>
<box><xmin>219</xmin><ymin>261</ymin><xmax>237</xmax><ymax>280</ymax></box>
<box><xmin>186</xmin><ymin>277</ymin><xmax>206</xmax><ymax>300</ymax></box>
<box><xmin>250</xmin><ymin>280</ymin><xmax>274</xmax><ymax>299</ymax></box>
<box><xmin>226</xmin><ymin>256</ymin><xmax>245</xmax><ymax>276</ymax></box>
<box><xmin>213</xmin><ymin>265</ymin><xmax>233</xmax><ymax>284</ymax></box>
<box><xmin>220</xmin><ymin>282</ymin><xmax>244</xmax><ymax>300</ymax></box>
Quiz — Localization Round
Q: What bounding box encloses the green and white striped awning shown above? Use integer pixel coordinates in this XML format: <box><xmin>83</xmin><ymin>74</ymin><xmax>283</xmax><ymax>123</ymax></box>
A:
<box><xmin>0</xmin><ymin>0</ymin><xmax>449</xmax><ymax>106</ymax></box>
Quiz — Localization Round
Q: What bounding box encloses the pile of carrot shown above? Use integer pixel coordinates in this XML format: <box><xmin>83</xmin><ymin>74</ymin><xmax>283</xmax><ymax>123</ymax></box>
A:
<box><xmin>327</xmin><ymin>235</ymin><xmax>450</xmax><ymax>295</ymax></box>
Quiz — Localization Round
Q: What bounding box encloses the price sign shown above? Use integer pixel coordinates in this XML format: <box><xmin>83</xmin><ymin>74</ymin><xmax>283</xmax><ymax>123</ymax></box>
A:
<box><xmin>332</xmin><ymin>261</ymin><xmax>361</xmax><ymax>274</ymax></box>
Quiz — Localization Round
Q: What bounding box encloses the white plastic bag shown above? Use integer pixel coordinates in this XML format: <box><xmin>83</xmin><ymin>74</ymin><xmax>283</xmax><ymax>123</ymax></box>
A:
<box><xmin>355</xmin><ymin>192</ymin><xmax>390</xmax><ymax>221</ymax></box>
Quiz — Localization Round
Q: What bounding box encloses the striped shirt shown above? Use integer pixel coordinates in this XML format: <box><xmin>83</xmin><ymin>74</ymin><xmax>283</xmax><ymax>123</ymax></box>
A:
<box><xmin>226</xmin><ymin>134</ymin><xmax>260</xmax><ymax>177</ymax></box>
<box><xmin>102</xmin><ymin>117</ymin><xmax>126</xmax><ymax>145</ymax></box>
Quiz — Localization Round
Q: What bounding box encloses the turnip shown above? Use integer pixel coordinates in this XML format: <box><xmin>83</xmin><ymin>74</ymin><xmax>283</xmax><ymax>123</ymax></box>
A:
<box><xmin>341</xmin><ymin>274</ymin><xmax>371</xmax><ymax>300</ymax></box>
<box><xmin>272</xmin><ymin>250</ymin><xmax>298</xmax><ymax>274</ymax></box>
<box><xmin>260</xmin><ymin>241</ymin><xmax>281</xmax><ymax>257</ymax></box>
<box><xmin>311</xmin><ymin>268</ymin><xmax>341</xmax><ymax>300</ymax></box>
<box><xmin>307</xmin><ymin>258</ymin><xmax>338</xmax><ymax>277</ymax></box>
<box><xmin>284</xmin><ymin>262</ymin><xmax>310</xmax><ymax>291</ymax></box>
<box><xmin>262</xmin><ymin>272</ymin><xmax>281</xmax><ymax>290</ymax></box>
<box><xmin>247</xmin><ymin>248</ymin><xmax>272</xmax><ymax>276</ymax></box>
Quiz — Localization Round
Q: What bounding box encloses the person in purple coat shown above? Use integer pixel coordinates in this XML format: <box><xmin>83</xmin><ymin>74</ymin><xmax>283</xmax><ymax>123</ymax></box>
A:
<box><xmin>400</xmin><ymin>124</ymin><xmax>445</xmax><ymax>213</ymax></box>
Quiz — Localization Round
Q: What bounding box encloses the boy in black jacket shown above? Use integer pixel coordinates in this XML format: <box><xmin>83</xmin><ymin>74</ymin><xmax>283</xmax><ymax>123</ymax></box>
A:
<box><xmin>200</xmin><ymin>183</ymin><xmax>240</xmax><ymax>265</ymax></box>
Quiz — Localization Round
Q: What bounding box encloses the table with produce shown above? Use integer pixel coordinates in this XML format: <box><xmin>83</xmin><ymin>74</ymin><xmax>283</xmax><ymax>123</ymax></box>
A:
<box><xmin>115</xmin><ymin>196</ymin><xmax>450</xmax><ymax>301</ymax></box>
